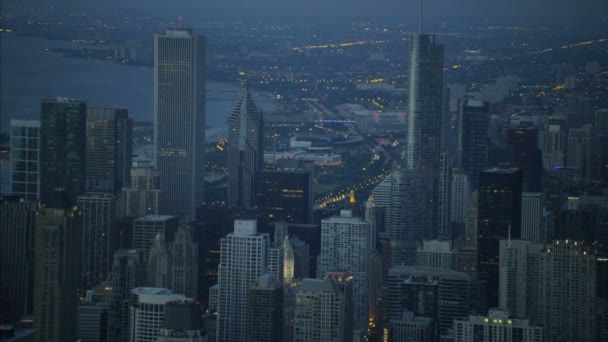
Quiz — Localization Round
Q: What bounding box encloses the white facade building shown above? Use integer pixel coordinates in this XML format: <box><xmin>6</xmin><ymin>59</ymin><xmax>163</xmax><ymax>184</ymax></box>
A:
<box><xmin>454</xmin><ymin>309</ymin><xmax>543</xmax><ymax>342</ymax></box>
<box><xmin>415</xmin><ymin>239</ymin><xmax>456</xmax><ymax>270</ymax></box>
<box><xmin>129</xmin><ymin>287</ymin><xmax>188</xmax><ymax>342</ymax></box>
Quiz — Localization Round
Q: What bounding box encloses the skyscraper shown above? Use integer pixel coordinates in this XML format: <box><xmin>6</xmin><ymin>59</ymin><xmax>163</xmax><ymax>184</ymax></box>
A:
<box><xmin>520</xmin><ymin>192</ymin><xmax>545</xmax><ymax>242</ymax></box>
<box><xmin>106</xmin><ymin>249</ymin><xmax>145</xmax><ymax>342</ymax></box>
<box><xmin>415</xmin><ymin>239</ymin><xmax>456</xmax><ymax>270</ymax></box>
<box><xmin>77</xmin><ymin>192</ymin><xmax>117</xmax><ymax>295</ymax></box>
<box><xmin>248</xmin><ymin>274</ymin><xmax>283</xmax><ymax>342</ymax></box>
<box><xmin>254</xmin><ymin>167</ymin><xmax>313</xmax><ymax>224</ymax></box>
<box><xmin>157</xmin><ymin>301</ymin><xmax>205</xmax><ymax>342</ymax></box>
<box><xmin>33</xmin><ymin>206</ymin><xmax>81</xmax><ymax>342</ymax></box>
<box><xmin>457</xmin><ymin>99</ymin><xmax>489</xmax><ymax>190</ymax></box>
<box><xmin>0</xmin><ymin>195</ymin><xmax>36</xmax><ymax>323</ymax></box>
<box><xmin>566</xmin><ymin>125</ymin><xmax>593</xmax><ymax>181</ymax></box>
<box><xmin>75</xmin><ymin>304</ymin><xmax>108</xmax><ymax>342</ymax></box>
<box><xmin>453</xmin><ymin>309</ymin><xmax>543</xmax><ymax>342</ymax></box>
<box><xmin>129</xmin><ymin>288</ymin><xmax>188</xmax><ymax>342</ymax></box>
<box><xmin>294</xmin><ymin>275</ymin><xmax>353</xmax><ymax>342</ymax></box>
<box><xmin>9</xmin><ymin>119</ymin><xmax>40</xmax><ymax>202</ymax></box>
<box><xmin>227</xmin><ymin>90</ymin><xmax>263</xmax><ymax>209</ymax></box>
<box><xmin>319</xmin><ymin>209</ymin><xmax>372</xmax><ymax>328</ymax></box>
<box><xmin>86</xmin><ymin>108</ymin><xmax>132</xmax><ymax>193</ymax></box>
<box><xmin>507</xmin><ymin>126</ymin><xmax>542</xmax><ymax>192</ymax></box>
<box><xmin>388</xmin><ymin>311</ymin><xmax>434</xmax><ymax>342</ymax></box>
<box><xmin>154</xmin><ymin>29</ymin><xmax>206</xmax><ymax>219</ymax></box>
<box><xmin>216</xmin><ymin>220</ymin><xmax>270</xmax><ymax>342</ymax></box>
<box><xmin>123</xmin><ymin>165</ymin><xmax>161</xmax><ymax>217</ymax></box>
<box><xmin>477</xmin><ymin>168</ymin><xmax>522</xmax><ymax>308</ymax></box>
<box><xmin>538</xmin><ymin>122</ymin><xmax>566</xmax><ymax>171</ymax></box>
<box><xmin>450</xmin><ymin>168</ymin><xmax>470</xmax><ymax>225</ymax></box>
<box><xmin>132</xmin><ymin>215</ymin><xmax>179</xmax><ymax>267</ymax></box>
<box><xmin>40</xmin><ymin>97</ymin><xmax>87</xmax><ymax>208</ymax></box>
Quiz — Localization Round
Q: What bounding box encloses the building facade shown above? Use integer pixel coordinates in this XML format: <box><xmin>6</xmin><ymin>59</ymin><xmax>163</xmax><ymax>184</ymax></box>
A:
<box><xmin>129</xmin><ymin>288</ymin><xmax>188</xmax><ymax>342</ymax></box>
<box><xmin>9</xmin><ymin>119</ymin><xmax>40</xmax><ymax>202</ymax></box>
<box><xmin>454</xmin><ymin>309</ymin><xmax>543</xmax><ymax>342</ymax></box>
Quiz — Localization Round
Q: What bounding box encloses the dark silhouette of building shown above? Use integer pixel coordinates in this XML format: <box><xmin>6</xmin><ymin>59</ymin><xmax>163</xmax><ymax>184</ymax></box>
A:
<box><xmin>477</xmin><ymin>168</ymin><xmax>522</xmax><ymax>308</ymax></box>
<box><xmin>507</xmin><ymin>126</ymin><xmax>542</xmax><ymax>191</ymax></box>
<box><xmin>255</xmin><ymin>168</ymin><xmax>313</xmax><ymax>225</ymax></box>
<box><xmin>39</xmin><ymin>97</ymin><xmax>87</xmax><ymax>208</ymax></box>
<box><xmin>158</xmin><ymin>301</ymin><xmax>205</xmax><ymax>341</ymax></box>
<box><xmin>248</xmin><ymin>274</ymin><xmax>283</xmax><ymax>342</ymax></box>
<box><xmin>457</xmin><ymin>99</ymin><xmax>490</xmax><ymax>191</ymax></box>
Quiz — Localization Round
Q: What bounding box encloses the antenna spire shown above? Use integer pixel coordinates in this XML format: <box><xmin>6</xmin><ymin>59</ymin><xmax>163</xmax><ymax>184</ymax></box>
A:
<box><xmin>418</xmin><ymin>0</ymin><xmax>423</xmax><ymax>34</ymax></box>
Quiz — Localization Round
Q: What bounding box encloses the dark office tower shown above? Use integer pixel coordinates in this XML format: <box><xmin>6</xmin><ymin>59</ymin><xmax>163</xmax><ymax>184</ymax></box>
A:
<box><xmin>594</xmin><ymin>109</ymin><xmax>608</xmax><ymax>181</ymax></box>
<box><xmin>227</xmin><ymin>91</ymin><xmax>263</xmax><ymax>209</ymax></box>
<box><xmin>77</xmin><ymin>193</ymin><xmax>117</xmax><ymax>295</ymax></box>
<box><xmin>75</xmin><ymin>304</ymin><xmax>108</xmax><ymax>342</ymax></box>
<box><xmin>0</xmin><ymin>195</ymin><xmax>36</xmax><ymax>323</ymax></box>
<box><xmin>158</xmin><ymin>301</ymin><xmax>205</xmax><ymax>342</ymax></box>
<box><xmin>10</xmin><ymin>119</ymin><xmax>40</xmax><ymax>202</ymax></box>
<box><xmin>86</xmin><ymin>108</ymin><xmax>132</xmax><ymax>193</ymax></box>
<box><xmin>248</xmin><ymin>274</ymin><xmax>283</xmax><ymax>342</ymax></box>
<box><xmin>40</xmin><ymin>97</ymin><xmax>87</xmax><ymax>208</ymax></box>
<box><xmin>567</xmin><ymin>125</ymin><xmax>593</xmax><ymax>181</ymax></box>
<box><xmin>507</xmin><ymin>126</ymin><xmax>542</xmax><ymax>192</ymax></box>
<box><xmin>34</xmin><ymin>206</ymin><xmax>81</xmax><ymax>342</ymax></box>
<box><xmin>477</xmin><ymin>168</ymin><xmax>522</xmax><ymax>308</ymax></box>
<box><xmin>154</xmin><ymin>29</ymin><xmax>206</xmax><ymax>219</ymax></box>
<box><xmin>405</xmin><ymin>34</ymin><xmax>443</xmax><ymax>171</ymax></box>
<box><xmin>255</xmin><ymin>168</ymin><xmax>313</xmax><ymax>224</ymax></box>
<box><xmin>123</xmin><ymin>165</ymin><xmax>161</xmax><ymax>217</ymax></box>
<box><xmin>438</xmin><ymin>152</ymin><xmax>451</xmax><ymax>239</ymax></box>
<box><xmin>457</xmin><ymin>99</ymin><xmax>490</xmax><ymax>191</ymax></box>
<box><xmin>106</xmin><ymin>249</ymin><xmax>145</xmax><ymax>342</ymax></box>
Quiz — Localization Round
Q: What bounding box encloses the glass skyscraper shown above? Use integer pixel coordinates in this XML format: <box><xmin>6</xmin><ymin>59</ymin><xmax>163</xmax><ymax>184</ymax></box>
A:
<box><xmin>154</xmin><ymin>29</ymin><xmax>206</xmax><ymax>219</ymax></box>
<box><xmin>10</xmin><ymin>119</ymin><xmax>40</xmax><ymax>202</ymax></box>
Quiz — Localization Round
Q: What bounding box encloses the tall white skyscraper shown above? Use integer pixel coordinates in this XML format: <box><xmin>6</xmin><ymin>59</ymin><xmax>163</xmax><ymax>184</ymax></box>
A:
<box><xmin>129</xmin><ymin>287</ymin><xmax>188</xmax><ymax>342</ymax></box>
<box><xmin>319</xmin><ymin>210</ymin><xmax>371</xmax><ymax>329</ymax></box>
<box><xmin>216</xmin><ymin>220</ymin><xmax>270</xmax><ymax>342</ymax></box>
<box><xmin>154</xmin><ymin>29</ymin><xmax>206</xmax><ymax>219</ymax></box>
<box><xmin>227</xmin><ymin>90</ymin><xmax>263</xmax><ymax>209</ymax></box>
<box><xmin>10</xmin><ymin>119</ymin><xmax>40</xmax><ymax>202</ymax></box>
<box><xmin>521</xmin><ymin>192</ymin><xmax>544</xmax><ymax>242</ymax></box>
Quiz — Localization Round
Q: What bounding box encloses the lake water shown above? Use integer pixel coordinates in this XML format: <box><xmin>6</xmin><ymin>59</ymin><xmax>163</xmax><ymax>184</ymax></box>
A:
<box><xmin>0</xmin><ymin>33</ymin><xmax>242</xmax><ymax>133</ymax></box>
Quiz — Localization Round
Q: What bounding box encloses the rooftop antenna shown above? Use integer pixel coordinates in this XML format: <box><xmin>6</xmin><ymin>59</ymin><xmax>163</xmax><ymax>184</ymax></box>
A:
<box><xmin>418</xmin><ymin>0</ymin><xmax>423</xmax><ymax>34</ymax></box>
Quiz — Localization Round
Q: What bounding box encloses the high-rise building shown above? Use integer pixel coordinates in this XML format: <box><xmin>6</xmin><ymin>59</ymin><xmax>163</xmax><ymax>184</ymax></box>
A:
<box><xmin>415</xmin><ymin>239</ymin><xmax>456</xmax><ymax>270</ymax></box>
<box><xmin>438</xmin><ymin>152</ymin><xmax>451</xmax><ymax>239</ymax></box>
<box><xmin>86</xmin><ymin>108</ymin><xmax>132</xmax><ymax>193</ymax></box>
<box><xmin>388</xmin><ymin>311</ymin><xmax>433</xmax><ymax>342</ymax></box>
<box><xmin>387</xmin><ymin>266</ymin><xmax>484</xmax><ymax>340</ymax></box>
<box><xmin>227</xmin><ymin>91</ymin><xmax>263</xmax><ymax>209</ymax></box>
<box><xmin>457</xmin><ymin>99</ymin><xmax>490</xmax><ymax>191</ymax></box>
<box><xmin>123</xmin><ymin>165</ymin><xmax>161</xmax><ymax>217</ymax></box>
<box><xmin>75</xmin><ymin>304</ymin><xmax>108</xmax><ymax>342</ymax></box>
<box><xmin>106</xmin><ymin>249</ymin><xmax>145</xmax><ymax>342</ymax></box>
<box><xmin>254</xmin><ymin>168</ymin><xmax>313</xmax><ymax>224</ymax></box>
<box><xmin>0</xmin><ymin>196</ymin><xmax>36</xmax><ymax>323</ymax></box>
<box><xmin>248</xmin><ymin>274</ymin><xmax>283</xmax><ymax>342</ymax></box>
<box><xmin>566</xmin><ymin>125</ymin><xmax>593</xmax><ymax>180</ymax></box>
<box><xmin>157</xmin><ymin>301</ymin><xmax>205</xmax><ymax>342</ymax></box>
<box><xmin>148</xmin><ymin>224</ymin><xmax>199</xmax><ymax>299</ymax></box>
<box><xmin>498</xmin><ymin>239</ymin><xmax>596</xmax><ymax>342</ymax></box>
<box><xmin>9</xmin><ymin>119</ymin><xmax>40</xmax><ymax>202</ymax></box>
<box><xmin>33</xmin><ymin>206</ymin><xmax>81</xmax><ymax>342</ymax></box>
<box><xmin>154</xmin><ymin>29</ymin><xmax>206</xmax><ymax>219</ymax></box>
<box><xmin>294</xmin><ymin>274</ymin><xmax>353</xmax><ymax>342</ymax></box>
<box><xmin>129</xmin><ymin>288</ymin><xmax>188</xmax><ymax>342</ymax></box>
<box><xmin>371</xmin><ymin>173</ymin><xmax>392</xmax><ymax>230</ymax></box>
<box><xmin>216</xmin><ymin>220</ymin><xmax>270</xmax><ymax>342</ymax></box>
<box><xmin>450</xmin><ymin>168</ymin><xmax>471</xmax><ymax>225</ymax></box>
<box><xmin>132</xmin><ymin>215</ymin><xmax>179</xmax><ymax>266</ymax></box>
<box><xmin>453</xmin><ymin>309</ymin><xmax>543</xmax><ymax>342</ymax></box>
<box><xmin>477</xmin><ymin>168</ymin><xmax>522</xmax><ymax>308</ymax></box>
<box><xmin>507</xmin><ymin>126</ymin><xmax>542</xmax><ymax>192</ymax></box>
<box><xmin>319</xmin><ymin>209</ymin><xmax>371</xmax><ymax>328</ymax></box>
<box><xmin>521</xmin><ymin>192</ymin><xmax>545</xmax><ymax>242</ymax></box>
<box><xmin>538</xmin><ymin>122</ymin><xmax>566</xmax><ymax>171</ymax></box>
<box><xmin>39</xmin><ymin>97</ymin><xmax>87</xmax><ymax>208</ymax></box>
<box><xmin>77</xmin><ymin>192</ymin><xmax>118</xmax><ymax>295</ymax></box>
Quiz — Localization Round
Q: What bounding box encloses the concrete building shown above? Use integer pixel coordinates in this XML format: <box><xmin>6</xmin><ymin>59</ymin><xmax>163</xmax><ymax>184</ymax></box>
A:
<box><xmin>388</xmin><ymin>311</ymin><xmax>433</xmax><ymax>342</ymax></box>
<box><xmin>294</xmin><ymin>274</ymin><xmax>353</xmax><ymax>342</ymax></box>
<box><xmin>0</xmin><ymin>196</ymin><xmax>36</xmax><ymax>323</ymax></box>
<box><xmin>227</xmin><ymin>90</ymin><xmax>263</xmax><ymax>209</ymax></box>
<box><xmin>85</xmin><ymin>108</ymin><xmax>132</xmax><ymax>193</ymax></box>
<box><xmin>77</xmin><ymin>192</ymin><xmax>118</xmax><ymax>295</ymax></box>
<box><xmin>415</xmin><ymin>239</ymin><xmax>456</xmax><ymax>270</ymax></box>
<box><xmin>9</xmin><ymin>119</ymin><xmax>40</xmax><ymax>202</ymax></box>
<box><xmin>129</xmin><ymin>287</ymin><xmax>188</xmax><ymax>342</ymax></box>
<box><xmin>154</xmin><ymin>29</ymin><xmax>206</xmax><ymax>219</ymax></box>
<box><xmin>40</xmin><ymin>97</ymin><xmax>87</xmax><ymax>208</ymax></box>
<box><xmin>248</xmin><ymin>274</ymin><xmax>283</xmax><ymax>342</ymax></box>
<box><xmin>454</xmin><ymin>309</ymin><xmax>543</xmax><ymax>342</ymax></box>
<box><xmin>319</xmin><ymin>209</ymin><xmax>371</xmax><ymax>328</ymax></box>
<box><xmin>122</xmin><ymin>165</ymin><xmax>160</xmax><ymax>217</ymax></box>
<box><xmin>33</xmin><ymin>206</ymin><xmax>81</xmax><ymax>342</ymax></box>
<box><xmin>106</xmin><ymin>249</ymin><xmax>145</xmax><ymax>342</ymax></box>
<box><xmin>216</xmin><ymin>220</ymin><xmax>270</xmax><ymax>342</ymax></box>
